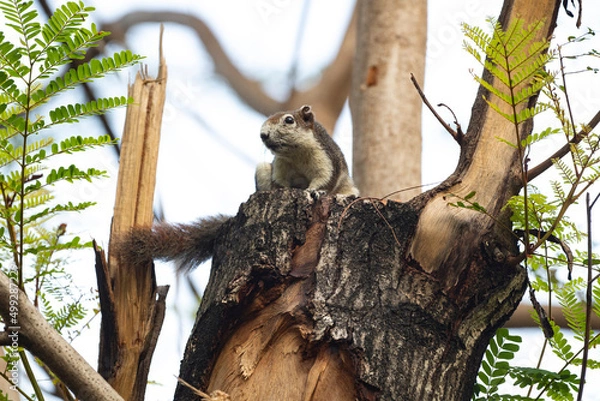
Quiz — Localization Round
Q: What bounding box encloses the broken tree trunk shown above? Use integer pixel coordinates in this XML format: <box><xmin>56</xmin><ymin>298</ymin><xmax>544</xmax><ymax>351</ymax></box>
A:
<box><xmin>173</xmin><ymin>1</ymin><xmax>561</xmax><ymax>400</ymax></box>
<box><xmin>95</xmin><ymin>38</ymin><xmax>169</xmax><ymax>400</ymax></box>
<box><xmin>173</xmin><ymin>188</ymin><xmax>525</xmax><ymax>401</ymax></box>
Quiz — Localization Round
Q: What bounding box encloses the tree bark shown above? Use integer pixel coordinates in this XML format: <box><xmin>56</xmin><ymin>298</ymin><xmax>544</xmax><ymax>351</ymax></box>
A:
<box><xmin>173</xmin><ymin>1</ymin><xmax>562</xmax><ymax>400</ymax></box>
<box><xmin>0</xmin><ymin>271</ymin><xmax>124</xmax><ymax>401</ymax></box>
<box><xmin>174</xmin><ymin>189</ymin><xmax>525</xmax><ymax>401</ymax></box>
<box><xmin>350</xmin><ymin>0</ymin><xmax>427</xmax><ymax>201</ymax></box>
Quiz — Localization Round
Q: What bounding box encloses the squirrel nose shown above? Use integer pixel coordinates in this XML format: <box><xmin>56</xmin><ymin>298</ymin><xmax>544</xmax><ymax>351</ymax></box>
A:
<box><xmin>260</xmin><ymin>132</ymin><xmax>269</xmax><ymax>141</ymax></box>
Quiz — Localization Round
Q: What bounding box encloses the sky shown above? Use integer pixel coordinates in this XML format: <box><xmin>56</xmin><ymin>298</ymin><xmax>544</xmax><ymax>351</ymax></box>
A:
<box><xmin>2</xmin><ymin>0</ymin><xmax>600</xmax><ymax>399</ymax></box>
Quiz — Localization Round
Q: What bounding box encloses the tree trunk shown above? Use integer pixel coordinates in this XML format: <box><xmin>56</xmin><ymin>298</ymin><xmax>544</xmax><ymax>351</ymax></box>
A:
<box><xmin>350</xmin><ymin>0</ymin><xmax>427</xmax><ymax>201</ymax></box>
<box><xmin>174</xmin><ymin>0</ymin><xmax>561</xmax><ymax>400</ymax></box>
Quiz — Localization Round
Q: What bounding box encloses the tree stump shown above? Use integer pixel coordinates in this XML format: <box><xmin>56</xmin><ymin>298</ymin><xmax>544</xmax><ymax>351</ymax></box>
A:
<box><xmin>174</xmin><ymin>189</ymin><xmax>526</xmax><ymax>400</ymax></box>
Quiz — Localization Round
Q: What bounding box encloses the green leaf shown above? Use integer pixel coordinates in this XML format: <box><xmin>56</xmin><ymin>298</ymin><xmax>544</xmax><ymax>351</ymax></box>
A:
<box><xmin>0</xmin><ymin>0</ymin><xmax>40</xmax><ymax>41</ymax></box>
<box><xmin>41</xmin><ymin>51</ymin><xmax>143</xmax><ymax>103</ymax></box>
<box><xmin>48</xmin><ymin>96</ymin><xmax>131</xmax><ymax>124</ymax></box>
<box><xmin>49</xmin><ymin>134</ymin><xmax>115</xmax><ymax>155</ymax></box>
<box><xmin>475</xmin><ymin>328</ymin><xmax>522</xmax><ymax>398</ymax></box>
<box><xmin>46</xmin><ymin>164</ymin><xmax>107</xmax><ymax>185</ymax></box>
<box><xmin>463</xmin><ymin>17</ymin><xmax>552</xmax><ymax>126</ymax></box>
<box><xmin>555</xmin><ymin>278</ymin><xmax>588</xmax><ymax>341</ymax></box>
<box><xmin>465</xmin><ymin>191</ymin><xmax>476</xmax><ymax>200</ymax></box>
<box><xmin>0</xmin><ymin>3</ymin><xmax>144</xmax><ymax>361</ymax></box>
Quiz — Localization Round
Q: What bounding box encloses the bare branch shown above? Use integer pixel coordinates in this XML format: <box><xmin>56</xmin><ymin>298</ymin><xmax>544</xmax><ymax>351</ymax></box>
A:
<box><xmin>99</xmin><ymin>7</ymin><xmax>357</xmax><ymax>132</ymax></box>
<box><xmin>101</xmin><ymin>11</ymin><xmax>281</xmax><ymax>116</ymax></box>
<box><xmin>410</xmin><ymin>73</ymin><xmax>462</xmax><ymax>144</ymax></box>
<box><xmin>176</xmin><ymin>377</ymin><xmax>230</xmax><ymax>400</ymax></box>
<box><xmin>80</xmin><ymin>82</ymin><xmax>120</xmax><ymax>156</ymax></box>
<box><xmin>0</xmin><ymin>271</ymin><xmax>124</xmax><ymax>401</ymax></box>
<box><xmin>528</xmin><ymin>109</ymin><xmax>600</xmax><ymax>181</ymax></box>
<box><xmin>437</xmin><ymin>103</ymin><xmax>465</xmax><ymax>137</ymax></box>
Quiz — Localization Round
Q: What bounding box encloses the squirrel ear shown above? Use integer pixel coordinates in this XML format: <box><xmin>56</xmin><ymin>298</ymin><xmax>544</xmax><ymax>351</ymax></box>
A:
<box><xmin>299</xmin><ymin>105</ymin><xmax>314</xmax><ymax>123</ymax></box>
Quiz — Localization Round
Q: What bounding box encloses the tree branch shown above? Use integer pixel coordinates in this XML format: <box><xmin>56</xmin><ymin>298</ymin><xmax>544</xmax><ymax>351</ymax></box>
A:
<box><xmin>410</xmin><ymin>0</ymin><xmax>561</xmax><ymax>276</ymax></box>
<box><xmin>410</xmin><ymin>73</ymin><xmax>462</xmax><ymax>144</ymax></box>
<box><xmin>101</xmin><ymin>11</ymin><xmax>281</xmax><ymax>116</ymax></box>
<box><xmin>99</xmin><ymin>7</ymin><xmax>356</xmax><ymax>132</ymax></box>
<box><xmin>528</xmin><ymin>109</ymin><xmax>600</xmax><ymax>181</ymax></box>
<box><xmin>285</xmin><ymin>6</ymin><xmax>356</xmax><ymax>132</ymax></box>
<box><xmin>0</xmin><ymin>271</ymin><xmax>124</xmax><ymax>401</ymax></box>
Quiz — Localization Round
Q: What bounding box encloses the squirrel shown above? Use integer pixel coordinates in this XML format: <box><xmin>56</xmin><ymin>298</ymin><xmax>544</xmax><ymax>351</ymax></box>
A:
<box><xmin>115</xmin><ymin>105</ymin><xmax>358</xmax><ymax>272</ymax></box>
<box><xmin>255</xmin><ymin>105</ymin><xmax>358</xmax><ymax>197</ymax></box>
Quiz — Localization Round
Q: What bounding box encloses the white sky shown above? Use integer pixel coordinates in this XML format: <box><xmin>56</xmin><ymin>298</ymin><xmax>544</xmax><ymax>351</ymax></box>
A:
<box><xmin>3</xmin><ymin>0</ymin><xmax>600</xmax><ymax>399</ymax></box>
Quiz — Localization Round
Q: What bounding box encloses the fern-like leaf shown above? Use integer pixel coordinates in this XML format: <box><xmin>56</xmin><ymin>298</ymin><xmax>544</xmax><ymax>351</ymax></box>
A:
<box><xmin>36</xmin><ymin>23</ymin><xmax>110</xmax><ymax>82</ymax></box>
<box><xmin>508</xmin><ymin>367</ymin><xmax>578</xmax><ymax>401</ymax></box>
<box><xmin>36</xmin><ymin>12</ymin><xmax>110</xmax><ymax>82</ymax></box>
<box><xmin>38</xmin><ymin>1</ymin><xmax>94</xmax><ymax>46</ymax></box>
<box><xmin>45</xmin><ymin>164</ymin><xmax>107</xmax><ymax>185</ymax></box>
<box><xmin>48</xmin><ymin>96</ymin><xmax>131</xmax><ymax>124</ymax></box>
<box><xmin>593</xmin><ymin>283</ymin><xmax>600</xmax><ymax>321</ymax></box>
<box><xmin>51</xmin><ymin>134</ymin><xmax>116</xmax><ymax>155</ymax></box>
<box><xmin>0</xmin><ymin>70</ymin><xmax>24</xmax><ymax>107</ymax></box>
<box><xmin>22</xmin><ymin>190</ymin><xmax>52</xmax><ymax>211</ymax></box>
<box><xmin>555</xmin><ymin>279</ymin><xmax>588</xmax><ymax>342</ymax></box>
<box><xmin>554</xmin><ymin>157</ymin><xmax>577</xmax><ymax>185</ymax></box>
<box><xmin>551</xmin><ymin>180</ymin><xmax>566</xmax><ymax>203</ymax></box>
<box><xmin>0</xmin><ymin>0</ymin><xmax>40</xmax><ymax>42</ymax></box>
<box><xmin>463</xmin><ymin>18</ymin><xmax>554</xmax><ymax>127</ymax></box>
<box><xmin>40</xmin><ymin>50</ymin><xmax>143</xmax><ymax>105</ymax></box>
<box><xmin>24</xmin><ymin>201</ymin><xmax>96</xmax><ymax>226</ymax></box>
<box><xmin>474</xmin><ymin>328</ymin><xmax>522</xmax><ymax>399</ymax></box>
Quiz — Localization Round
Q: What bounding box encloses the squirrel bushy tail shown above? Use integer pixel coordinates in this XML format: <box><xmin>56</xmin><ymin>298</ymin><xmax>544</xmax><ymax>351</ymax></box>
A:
<box><xmin>115</xmin><ymin>215</ymin><xmax>229</xmax><ymax>273</ymax></box>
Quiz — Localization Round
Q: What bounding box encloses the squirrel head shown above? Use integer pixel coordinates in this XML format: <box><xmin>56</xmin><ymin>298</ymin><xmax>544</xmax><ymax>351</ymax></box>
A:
<box><xmin>260</xmin><ymin>105</ymin><xmax>319</xmax><ymax>155</ymax></box>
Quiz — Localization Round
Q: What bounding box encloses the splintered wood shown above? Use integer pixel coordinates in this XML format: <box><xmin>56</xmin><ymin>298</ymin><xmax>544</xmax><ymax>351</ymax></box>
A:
<box><xmin>207</xmin><ymin>282</ymin><xmax>357</xmax><ymax>401</ymax></box>
<box><xmin>97</xmin><ymin>28</ymin><xmax>169</xmax><ymax>401</ymax></box>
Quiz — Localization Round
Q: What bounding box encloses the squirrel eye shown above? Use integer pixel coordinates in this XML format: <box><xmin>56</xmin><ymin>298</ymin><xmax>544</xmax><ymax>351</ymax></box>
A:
<box><xmin>284</xmin><ymin>116</ymin><xmax>294</xmax><ymax>124</ymax></box>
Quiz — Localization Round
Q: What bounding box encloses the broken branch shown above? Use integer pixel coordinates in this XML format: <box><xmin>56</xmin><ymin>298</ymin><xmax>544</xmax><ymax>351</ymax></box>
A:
<box><xmin>410</xmin><ymin>73</ymin><xmax>462</xmax><ymax>144</ymax></box>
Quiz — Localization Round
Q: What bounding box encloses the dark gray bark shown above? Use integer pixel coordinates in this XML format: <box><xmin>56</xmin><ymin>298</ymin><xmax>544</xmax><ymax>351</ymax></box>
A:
<box><xmin>174</xmin><ymin>189</ymin><xmax>526</xmax><ymax>400</ymax></box>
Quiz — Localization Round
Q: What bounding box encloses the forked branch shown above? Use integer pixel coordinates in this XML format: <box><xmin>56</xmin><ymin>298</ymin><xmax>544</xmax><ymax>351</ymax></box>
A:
<box><xmin>410</xmin><ymin>73</ymin><xmax>463</xmax><ymax>144</ymax></box>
